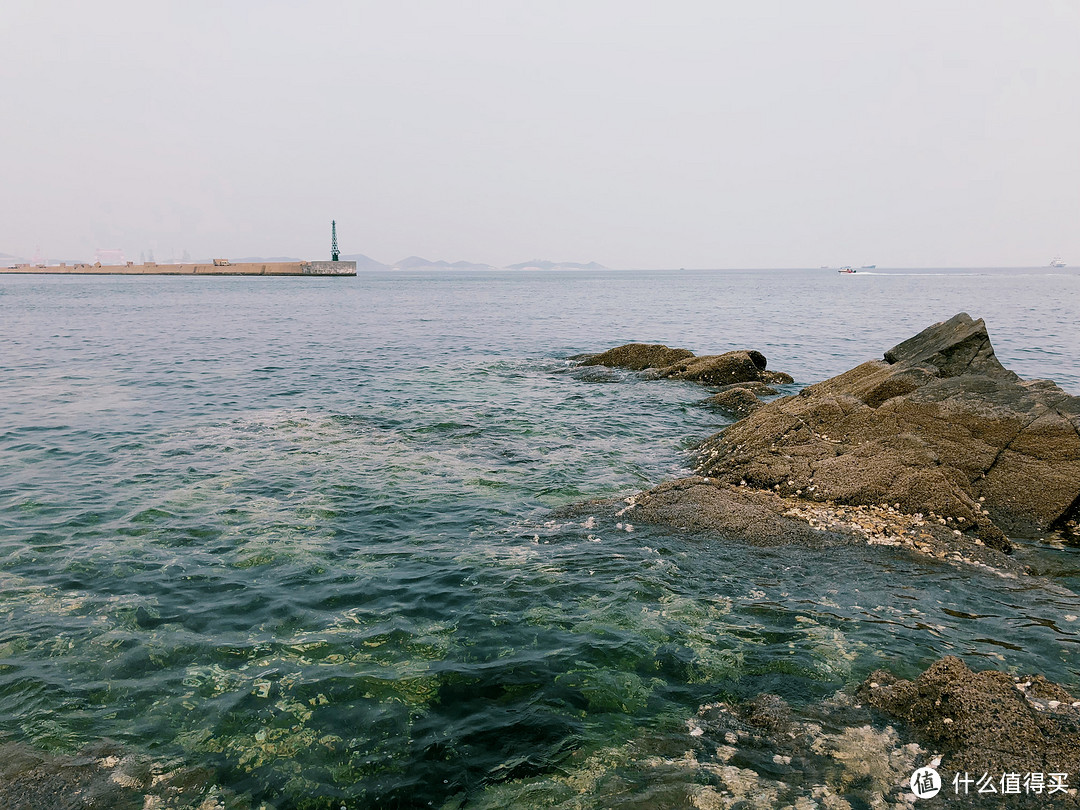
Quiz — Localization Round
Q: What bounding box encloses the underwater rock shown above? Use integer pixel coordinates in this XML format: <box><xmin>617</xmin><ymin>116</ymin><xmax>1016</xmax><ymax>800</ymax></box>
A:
<box><xmin>860</xmin><ymin>657</ymin><xmax>1080</xmax><ymax>807</ymax></box>
<box><xmin>696</xmin><ymin>313</ymin><xmax>1080</xmax><ymax>553</ymax></box>
<box><xmin>466</xmin><ymin>689</ymin><xmax>927</xmax><ymax>810</ymax></box>
<box><xmin>743</xmin><ymin>693</ymin><xmax>794</xmax><ymax>734</ymax></box>
<box><xmin>0</xmin><ymin>743</ymin><xmax>250</xmax><ymax>810</ymax></box>
<box><xmin>687</xmin><ymin>693</ymin><xmax>926</xmax><ymax>810</ymax></box>
<box><xmin>577</xmin><ymin>343</ymin><xmax>793</xmax><ymax>386</ymax></box>
<box><xmin>0</xmin><ymin>739</ymin><xmax>247</xmax><ymax>810</ymax></box>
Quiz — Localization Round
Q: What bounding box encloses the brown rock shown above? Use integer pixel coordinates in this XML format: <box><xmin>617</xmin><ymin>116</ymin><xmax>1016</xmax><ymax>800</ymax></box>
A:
<box><xmin>712</xmin><ymin>381</ymin><xmax>780</xmax><ymax>397</ymax></box>
<box><xmin>627</xmin><ymin>479</ymin><xmax>861</xmax><ymax>548</ymax></box>
<box><xmin>709</xmin><ymin>387</ymin><xmax>764</xmax><ymax>418</ymax></box>
<box><xmin>657</xmin><ymin>349</ymin><xmax>769</xmax><ymax>385</ymax></box>
<box><xmin>579</xmin><ymin>343</ymin><xmax>694</xmax><ymax>371</ymax></box>
<box><xmin>608</xmin><ymin>477</ymin><xmax>1023</xmax><ymax>571</ymax></box>
<box><xmin>761</xmin><ymin>370</ymin><xmax>796</xmax><ymax>385</ymax></box>
<box><xmin>859</xmin><ymin>657</ymin><xmax>1080</xmax><ymax>801</ymax></box>
<box><xmin>577</xmin><ymin>343</ymin><xmax>793</xmax><ymax>387</ymax></box>
<box><xmin>697</xmin><ymin>313</ymin><xmax>1080</xmax><ymax>551</ymax></box>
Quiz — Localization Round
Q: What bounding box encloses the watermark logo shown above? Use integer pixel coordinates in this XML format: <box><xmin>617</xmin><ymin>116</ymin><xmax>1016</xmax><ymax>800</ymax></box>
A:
<box><xmin>910</xmin><ymin>768</ymin><xmax>1072</xmax><ymax>799</ymax></box>
<box><xmin>911</xmin><ymin>766</ymin><xmax>942</xmax><ymax>799</ymax></box>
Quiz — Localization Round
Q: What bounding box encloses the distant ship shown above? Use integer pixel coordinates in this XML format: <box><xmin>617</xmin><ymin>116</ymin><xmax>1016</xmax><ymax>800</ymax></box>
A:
<box><xmin>860</xmin><ymin>265</ymin><xmax>876</xmax><ymax>269</ymax></box>
<box><xmin>1050</xmin><ymin>257</ymin><xmax>1066</xmax><ymax>268</ymax></box>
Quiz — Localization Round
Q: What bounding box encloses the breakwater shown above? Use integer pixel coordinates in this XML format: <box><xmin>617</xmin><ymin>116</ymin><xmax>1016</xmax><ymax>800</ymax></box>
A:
<box><xmin>0</xmin><ymin>260</ymin><xmax>356</xmax><ymax>276</ymax></box>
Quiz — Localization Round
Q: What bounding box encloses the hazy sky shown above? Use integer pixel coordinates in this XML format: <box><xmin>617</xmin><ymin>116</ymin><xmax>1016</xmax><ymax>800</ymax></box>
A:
<box><xmin>3</xmin><ymin>1</ymin><xmax>1078</xmax><ymax>268</ymax></box>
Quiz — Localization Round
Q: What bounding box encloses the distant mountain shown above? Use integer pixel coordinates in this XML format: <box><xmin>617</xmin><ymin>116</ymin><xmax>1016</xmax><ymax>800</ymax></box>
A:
<box><xmin>393</xmin><ymin>256</ymin><xmax>496</xmax><ymax>271</ymax></box>
<box><xmin>505</xmin><ymin>259</ymin><xmax>608</xmax><ymax>271</ymax></box>
<box><xmin>446</xmin><ymin>260</ymin><xmax>497</xmax><ymax>270</ymax></box>
<box><xmin>340</xmin><ymin>253</ymin><xmax>391</xmax><ymax>271</ymax></box>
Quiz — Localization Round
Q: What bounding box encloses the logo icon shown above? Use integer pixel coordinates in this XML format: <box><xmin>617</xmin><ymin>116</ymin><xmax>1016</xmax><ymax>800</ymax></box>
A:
<box><xmin>911</xmin><ymin>766</ymin><xmax>942</xmax><ymax>799</ymax></box>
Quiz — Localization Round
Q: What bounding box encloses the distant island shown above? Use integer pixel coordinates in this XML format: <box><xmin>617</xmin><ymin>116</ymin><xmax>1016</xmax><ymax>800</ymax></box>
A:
<box><xmin>505</xmin><ymin>259</ymin><xmax>608</xmax><ymax>271</ymax></box>
<box><xmin>389</xmin><ymin>256</ymin><xmax>497</xmax><ymax>271</ymax></box>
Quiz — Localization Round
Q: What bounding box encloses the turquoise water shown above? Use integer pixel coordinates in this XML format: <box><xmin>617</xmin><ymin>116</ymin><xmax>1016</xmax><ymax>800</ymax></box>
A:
<box><xmin>1</xmin><ymin>268</ymin><xmax>1079</xmax><ymax>808</ymax></box>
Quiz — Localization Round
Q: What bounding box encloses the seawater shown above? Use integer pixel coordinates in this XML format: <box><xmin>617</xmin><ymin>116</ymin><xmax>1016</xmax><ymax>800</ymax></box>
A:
<box><xmin>1</xmin><ymin>268</ymin><xmax>1079</xmax><ymax>808</ymax></box>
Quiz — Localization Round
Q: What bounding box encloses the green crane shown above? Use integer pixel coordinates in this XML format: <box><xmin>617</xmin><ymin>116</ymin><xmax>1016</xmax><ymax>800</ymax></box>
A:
<box><xmin>331</xmin><ymin>220</ymin><xmax>340</xmax><ymax>262</ymax></box>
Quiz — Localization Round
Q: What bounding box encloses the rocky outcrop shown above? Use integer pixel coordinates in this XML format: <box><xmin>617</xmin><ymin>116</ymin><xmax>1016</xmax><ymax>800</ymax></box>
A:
<box><xmin>569</xmin><ymin>316</ymin><xmax>1079</xmax><ymax>567</ymax></box>
<box><xmin>696</xmin><ymin>314</ymin><xmax>1080</xmax><ymax>552</ymax></box>
<box><xmin>577</xmin><ymin>343</ymin><xmax>793</xmax><ymax>400</ymax></box>
<box><xmin>653</xmin><ymin>349</ymin><xmax>793</xmax><ymax>386</ymax></box>
<box><xmin>579</xmin><ymin>343</ymin><xmax>694</xmax><ymax>372</ymax></box>
<box><xmin>860</xmin><ymin>657</ymin><xmax>1080</xmax><ymax>806</ymax></box>
<box><xmin>566</xmin><ymin>477</ymin><xmax>1023</xmax><ymax>572</ymax></box>
<box><xmin>622</xmin><ymin>478</ymin><xmax>859</xmax><ymax>548</ymax></box>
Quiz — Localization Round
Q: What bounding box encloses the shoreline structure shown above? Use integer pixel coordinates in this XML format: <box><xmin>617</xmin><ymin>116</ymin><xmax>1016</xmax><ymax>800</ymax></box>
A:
<box><xmin>0</xmin><ymin>260</ymin><xmax>356</xmax><ymax>276</ymax></box>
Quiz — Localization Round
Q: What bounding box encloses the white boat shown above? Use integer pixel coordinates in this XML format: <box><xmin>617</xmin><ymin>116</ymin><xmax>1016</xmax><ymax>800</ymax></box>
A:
<box><xmin>1050</xmin><ymin>257</ymin><xmax>1066</xmax><ymax>268</ymax></box>
<box><xmin>837</xmin><ymin>266</ymin><xmax>856</xmax><ymax>274</ymax></box>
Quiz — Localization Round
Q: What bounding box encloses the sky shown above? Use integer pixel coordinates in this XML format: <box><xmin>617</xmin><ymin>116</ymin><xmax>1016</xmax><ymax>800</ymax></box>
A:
<box><xmin>2</xmin><ymin>0</ymin><xmax>1078</xmax><ymax>268</ymax></box>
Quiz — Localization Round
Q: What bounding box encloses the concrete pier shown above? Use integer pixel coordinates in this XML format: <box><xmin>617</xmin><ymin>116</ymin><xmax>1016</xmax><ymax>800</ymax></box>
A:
<box><xmin>0</xmin><ymin>260</ymin><xmax>357</xmax><ymax>276</ymax></box>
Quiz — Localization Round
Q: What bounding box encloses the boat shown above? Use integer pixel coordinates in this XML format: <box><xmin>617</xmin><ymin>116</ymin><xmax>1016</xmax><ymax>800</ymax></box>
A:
<box><xmin>860</xmin><ymin>265</ymin><xmax>876</xmax><ymax>269</ymax></box>
<box><xmin>1050</xmin><ymin>257</ymin><xmax>1066</xmax><ymax>268</ymax></box>
<box><xmin>837</xmin><ymin>266</ymin><xmax>856</xmax><ymax>274</ymax></box>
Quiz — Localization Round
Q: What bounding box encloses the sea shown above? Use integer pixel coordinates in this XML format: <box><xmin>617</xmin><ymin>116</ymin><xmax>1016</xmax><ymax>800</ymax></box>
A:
<box><xmin>1</xmin><ymin>267</ymin><xmax>1079</xmax><ymax>808</ymax></box>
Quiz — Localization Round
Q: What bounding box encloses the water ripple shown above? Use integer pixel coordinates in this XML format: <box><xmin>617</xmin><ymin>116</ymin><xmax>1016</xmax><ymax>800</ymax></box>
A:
<box><xmin>1</xmin><ymin>270</ymin><xmax>1078</xmax><ymax>806</ymax></box>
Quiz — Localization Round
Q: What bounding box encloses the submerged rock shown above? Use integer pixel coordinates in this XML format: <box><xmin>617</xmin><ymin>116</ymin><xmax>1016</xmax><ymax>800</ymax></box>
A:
<box><xmin>0</xmin><ymin>738</ymin><xmax>244</xmax><ymax>810</ymax></box>
<box><xmin>696</xmin><ymin>313</ymin><xmax>1080</xmax><ymax>552</ymax></box>
<box><xmin>467</xmin><ymin>688</ymin><xmax>929</xmax><ymax>810</ymax></box>
<box><xmin>684</xmin><ymin>691</ymin><xmax>927</xmax><ymax>810</ymax></box>
<box><xmin>860</xmin><ymin>657</ymin><xmax>1080</xmax><ymax>807</ymax></box>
